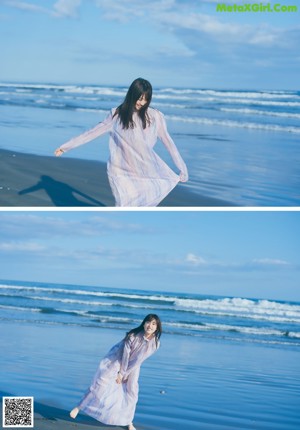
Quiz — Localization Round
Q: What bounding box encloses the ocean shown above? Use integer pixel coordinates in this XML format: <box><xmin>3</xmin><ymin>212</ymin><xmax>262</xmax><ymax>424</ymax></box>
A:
<box><xmin>1</xmin><ymin>279</ymin><xmax>300</xmax><ymax>348</ymax></box>
<box><xmin>1</xmin><ymin>82</ymin><xmax>300</xmax><ymax>206</ymax></box>
<box><xmin>1</xmin><ymin>280</ymin><xmax>300</xmax><ymax>429</ymax></box>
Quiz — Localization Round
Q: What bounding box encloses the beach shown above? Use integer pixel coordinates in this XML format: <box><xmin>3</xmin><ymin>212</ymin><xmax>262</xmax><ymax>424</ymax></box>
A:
<box><xmin>0</xmin><ymin>149</ymin><xmax>232</xmax><ymax>207</ymax></box>
<box><xmin>1</xmin><ymin>321</ymin><xmax>300</xmax><ymax>430</ymax></box>
<box><xmin>1</xmin><ymin>83</ymin><xmax>299</xmax><ymax>206</ymax></box>
<box><xmin>1</xmin><ymin>280</ymin><xmax>300</xmax><ymax>429</ymax></box>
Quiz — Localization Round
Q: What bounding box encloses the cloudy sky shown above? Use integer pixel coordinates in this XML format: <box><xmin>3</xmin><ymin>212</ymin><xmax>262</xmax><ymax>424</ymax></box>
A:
<box><xmin>0</xmin><ymin>0</ymin><xmax>299</xmax><ymax>88</ymax></box>
<box><xmin>0</xmin><ymin>210</ymin><xmax>299</xmax><ymax>301</ymax></box>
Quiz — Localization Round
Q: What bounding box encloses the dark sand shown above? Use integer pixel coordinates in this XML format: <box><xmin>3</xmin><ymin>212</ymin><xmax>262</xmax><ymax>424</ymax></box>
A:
<box><xmin>0</xmin><ymin>395</ymin><xmax>131</xmax><ymax>430</ymax></box>
<box><xmin>0</xmin><ymin>149</ymin><xmax>234</xmax><ymax>207</ymax></box>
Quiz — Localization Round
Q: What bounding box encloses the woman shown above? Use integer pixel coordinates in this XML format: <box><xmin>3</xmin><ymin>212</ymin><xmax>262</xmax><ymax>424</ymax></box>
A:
<box><xmin>70</xmin><ymin>314</ymin><xmax>162</xmax><ymax>430</ymax></box>
<box><xmin>55</xmin><ymin>78</ymin><xmax>188</xmax><ymax>207</ymax></box>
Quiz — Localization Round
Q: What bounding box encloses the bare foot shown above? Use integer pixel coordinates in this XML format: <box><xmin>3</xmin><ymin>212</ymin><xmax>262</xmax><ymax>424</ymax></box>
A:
<box><xmin>128</xmin><ymin>424</ymin><xmax>136</xmax><ymax>430</ymax></box>
<box><xmin>70</xmin><ymin>407</ymin><xmax>79</xmax><ymax>419</ymax></box>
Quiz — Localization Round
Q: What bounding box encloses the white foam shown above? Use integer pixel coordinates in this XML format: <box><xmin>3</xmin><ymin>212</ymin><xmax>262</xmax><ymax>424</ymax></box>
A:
<box><xmin>174</xmin><ymin>297</ymin><xmax>300</xmax><ymax>321</ymax></box>
<box><xmin>28</xmin><ymin>295</ymin><xmax>169</xmax><ymax>310</ymax></box>
<box><xmin>75</xmin><ymin>108</ymin><xmax>109</xmax><ymax>114</ymax></box>
<box><xmin>288</xmin><ymin>332</ymin><xmax>300</xmax><ymax>339</ymax></box>
<box><xmin>166</xmin><ymin>115</ymin><xmax>300</xmax><ymax>134</ymax></box>
<box><xmin>29</xmin><ymin>295</ymin><xmax>109</xmax><ymax>306</ymax></box>
<box><xmin>220</xmin><ymin>107</ymin><xmax>300</xmax><ymax>119</ymax></box>
<box><xmin>0</xmin><ymin>83</ymin><xmax>125</xmax><ymax>97</ymax></box>
<box><xmin>157</xmin><ymin>88</ymin><xmax>297</xmax><ymax>100</ymax></box>
<box><xmin>152</xmin><ymin>102</ymin><xmax>189</xmax><ymax>109</ymax></box>
<box><xmin>166</xmin><ymin>320</ymin><xmax>299</xmax><ymax>338</ymax></box>
<box><xmin>0</xmin><ymin>304</ymin><xmax>40</xmax><ymax>312</ymax></box>
<box><xmin>155</xmin><ymin>93</ymin><xmax>300</xmax><ymax>106</ymax></box>
<box><xmin>0</xmin><ymin>284</ymin><xmax>174</xmax><ymax>303</ymax></box>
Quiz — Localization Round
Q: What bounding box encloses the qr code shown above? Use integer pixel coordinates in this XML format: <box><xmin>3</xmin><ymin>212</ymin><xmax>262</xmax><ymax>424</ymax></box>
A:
<box><xmin>2</xmin><ymin>397</ymin><xmax>34</xmax><ymax>428</ymax></box>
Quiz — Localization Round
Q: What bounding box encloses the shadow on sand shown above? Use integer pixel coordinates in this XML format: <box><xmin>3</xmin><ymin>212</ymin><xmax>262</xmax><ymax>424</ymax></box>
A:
<box><xmin>18</xmin><ymin>175</ymin><xmax>106</xmax><ymax>207</ymax></box>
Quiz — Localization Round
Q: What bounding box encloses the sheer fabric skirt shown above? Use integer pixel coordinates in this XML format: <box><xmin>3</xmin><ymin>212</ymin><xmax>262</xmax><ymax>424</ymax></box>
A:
<box><xmin>78</xmin><ymin>357</ymin><xmax>140</xmax><ymax>426</ymax></box>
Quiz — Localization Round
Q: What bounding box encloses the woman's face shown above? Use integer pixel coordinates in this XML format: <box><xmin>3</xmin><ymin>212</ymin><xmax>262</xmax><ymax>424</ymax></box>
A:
<box><xmin>144</xmin><ymin>319</ymin><xmax>157</xmax><ymax>337</ymax></box>
<box><xmin>135</xmin><ymin>94</ymin><xmax>148</xmax><ymax>110</ymax></box>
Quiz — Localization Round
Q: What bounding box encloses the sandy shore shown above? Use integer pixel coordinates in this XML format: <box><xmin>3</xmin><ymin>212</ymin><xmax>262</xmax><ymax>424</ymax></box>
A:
<box><xmin>1</xmin><ymin>320</ymin><xmax>300</xmax><ymax>430</ymax></box>
<box><xmin>0</xmin><ymin>396</ymin><xmax>131</xmax><ymax>430</ymax></box>
<box><xmin>0</xmin><ymin>149</ymin><xmax>234</xmax><ymax>207</ymax></box>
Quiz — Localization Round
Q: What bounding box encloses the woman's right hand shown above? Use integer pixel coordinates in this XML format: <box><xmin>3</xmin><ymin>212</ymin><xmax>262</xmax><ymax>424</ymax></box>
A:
<box><xmin>179</xmin><ymin>171</ymin><xmax>188</xmax><ymax>182</ymax></box>
<box><xmin>54</xmin><ymin>148</ymin><xmax>64</xmax><ymax>157</ymax></box>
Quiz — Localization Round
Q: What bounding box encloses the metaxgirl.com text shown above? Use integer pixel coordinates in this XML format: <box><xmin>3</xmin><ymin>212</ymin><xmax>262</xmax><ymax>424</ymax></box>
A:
<box><xmin>216</xmin><ymin>3</ymin><xmax>297</xmax><ymax>12</ymax></box>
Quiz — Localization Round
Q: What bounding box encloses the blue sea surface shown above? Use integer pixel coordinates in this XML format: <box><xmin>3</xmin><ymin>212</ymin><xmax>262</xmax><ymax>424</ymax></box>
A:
<box><xmin>0</xmin><ymin>83</ymin><xmax>300</xmax><ymax>206</ymax></box>
<box><xmin>1</xmin><ymin>279</ymin><xmax>300</xmax><ymax>429</ymax></box>
<box><xmin>1</xmin><ymin>279</ymin><xmax>300</xmax><ymax>347</ymax></box>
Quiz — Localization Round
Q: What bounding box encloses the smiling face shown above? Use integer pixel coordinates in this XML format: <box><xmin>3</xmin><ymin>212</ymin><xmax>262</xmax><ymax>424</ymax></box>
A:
<box><xmin>143</xmin><ymin>318</ymin><xmax>158</xmax><ymax>338</ymax></box>
<box><xmin>135</xmin><ymin>94</ymin><xmax>148</xmax><ymax>111</ymax></box>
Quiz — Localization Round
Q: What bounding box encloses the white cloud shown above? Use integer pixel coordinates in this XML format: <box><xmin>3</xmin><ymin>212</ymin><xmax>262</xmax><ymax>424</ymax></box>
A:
<box><xmin>0</xmin><ymin>213</ymin><xmax>147</xmax><ymax>238</ymax></box>
<box><xmin>185</xmin><ymin>253</ymin><xmax>207</xmax><ymax>266</ymax></box>
<box><xmin>3</xmin><ymin>0</ymin><xmax>51</xmax><ymax>14</ymax></box>
<box><xmin>53</xmin><ymin>0</ymin><xmax>81</xmax><ymax>18</ymax></box>
<box><xmin>252</xmin><ymin>258</ymin><xmax>290</xmax><ymax>266</ymax></box>
<box><xmin>2</xmin><ymin>0</ymin><xmax>293</xmax><ymax>50</ymax></box>
<box><xmin>3</xmin><ymin>0</ymin><xmax>81</xmax><ymax>18</ymax></box>
<box><xmin>0</xmin><ymin>241</ymin><xmax>45</xmax><ymax>252</ymax></box>
<box><xmin>93</xmin><ymin>0</ymin><xmax>291</xmax><ymax>50</ymax></box>
<box><xmin>183</xmin><ymin>254</ymin><xmax>293</xmax><ymax>272</ymax></box>
<box><xmin>94</xmin><ymin>0</ymin><xmax>175</xmax><ymax>23</ymax></box>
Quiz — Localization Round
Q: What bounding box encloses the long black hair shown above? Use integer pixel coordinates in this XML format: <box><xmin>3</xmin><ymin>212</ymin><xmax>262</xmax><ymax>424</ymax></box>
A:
<box><xmin>125</xmin><ymin>314</ymin><xmax>162</xmax><ymax>348</ymax></box>
<box><xmin>114</xmin><ymin>78</ymin><xmax>152</xmax><ymax>129</ymax></box>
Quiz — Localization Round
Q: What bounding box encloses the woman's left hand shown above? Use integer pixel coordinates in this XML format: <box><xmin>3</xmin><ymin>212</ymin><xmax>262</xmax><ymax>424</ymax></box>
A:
<box><xmin>116</xmin><ymin>372</ymin><xmax>123</xmax><ymax>384</ymax></box>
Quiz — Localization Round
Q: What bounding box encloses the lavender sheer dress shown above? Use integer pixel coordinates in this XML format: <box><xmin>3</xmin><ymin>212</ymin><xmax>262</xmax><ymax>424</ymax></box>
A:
<box><xmin>59</xmin><ymin>107</ymin><xmax>188</xmax><ymax>206</ymax></box>
<box><xmin>77</xmin><ymin>332</ymin><xmax>159</xmax><ymax>426</ymax></box>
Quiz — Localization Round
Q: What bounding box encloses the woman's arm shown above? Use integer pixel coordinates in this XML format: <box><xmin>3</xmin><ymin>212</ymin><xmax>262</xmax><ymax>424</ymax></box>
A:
<box><xmin>55</xmin><ymin>110</ymin><xmax>113</xmax><ymax>156</ymax></box>
<box><xmin>157</xmin><ymin>111</ymin><xmax>188</xmax><ymax>182</ymax></box>
<box><xmin>116</xmin><ymin>335</ymin><xmax>133</xmax><ymax>382</ymax></box>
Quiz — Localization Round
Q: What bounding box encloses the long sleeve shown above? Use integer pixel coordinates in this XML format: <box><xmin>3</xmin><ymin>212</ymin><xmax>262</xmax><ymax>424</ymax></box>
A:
<box><xmin>59</xmin><ymin>110</ymin><xmax>113</xmax><ymax>153</ymax></box>
<box><xmin>119</xmin><ymin>336</ymin><xmax>133</xmax><ymax>376</ymax></box>
<box><xmin>157</xmin><ymin>111</ymin><xmax>188</xmax><ymax>181</ymax></box>
<box><xmin>118</xmin><ymin>334</ymin><xmax>158</xmax><ymax>378</ymax></box>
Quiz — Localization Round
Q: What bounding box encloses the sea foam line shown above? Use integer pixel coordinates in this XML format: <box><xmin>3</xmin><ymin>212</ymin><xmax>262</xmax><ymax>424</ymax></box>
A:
<box><xmin>154</xmin><ymin>94</ymin><xmax>300</xmax><ymax>106</ymax></box>
<box><xmin>0</xmin><ymin>284</ymin><xmax>175</xmax><ymax>303</ymax></box>
<box><xmin>157</xmin><ymin>88</ymin><xmax>298</xmax><ymax>99</ymax></box>
<box><xmin>0</xmin><ymin>304</ymin><xmax>40</xmax><ymax>312</ymax></box>
<box><xmin>28</xmin><ymin>295</ymin><xmax>170</xmax><ymax>310</ymax></box>
<box><xmin>220</xmin><ymin>107</ymin><xmax>300</xmax><ymax>120</ymax></box>
<box><xmin>184</xmin><ymin>309</ymin><xmax>300</xmax><ymax>324</ymax></box>
<box><xmin>174</xmin><ymin>297</ymin><xmax>300</xmax><ymax>315</ymax></box>
<box><xmin>2</xmin><ymin>285</ymin><xmax>300</xmax><ymax>316</ymax></box>
<box><xmin>0</xmin><ymin>83</ymin><xmax>125</xmax><ymax>95</ymax></box>
<box><xmin>166</xmin><ymin>321</ymin><xmax>300</xmax><ymax>338</ymax></box>
<box><xmin>166</xmin><ymin>115</ymin><xmax>300</xmax><ymax>133</ymax></box>
<box><xmin>1</xmin><ymin>83</ymin><xmax>299</xmax><ymax>105</ymax></box>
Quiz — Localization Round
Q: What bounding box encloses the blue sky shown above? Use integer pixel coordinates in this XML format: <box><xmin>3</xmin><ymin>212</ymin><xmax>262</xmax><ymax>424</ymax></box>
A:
<box><xmin>0</xmin><ymin>0</ymin><xmax>299</xmax><ymax>89</ymax></box>
<box><xmin>0</xmin><ymin>210</ymin><xmax>299</xmax><ymax>301</ymax></box>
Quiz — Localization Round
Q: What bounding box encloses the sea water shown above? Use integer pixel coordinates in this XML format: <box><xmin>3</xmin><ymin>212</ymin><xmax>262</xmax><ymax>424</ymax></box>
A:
<box><xmin>1</xmin><ymin>280</ymin><xmax>300</xmax><ymax>429</ymax></box>
<box><xmin>1</xmin><ymin>279</ymin><xmax>299</xmax><ymax>347</ymax></box>
<box><xmin>0</xmin><ymin>83</ymin><xmax>299</xmax><ymax>206</ymax></box>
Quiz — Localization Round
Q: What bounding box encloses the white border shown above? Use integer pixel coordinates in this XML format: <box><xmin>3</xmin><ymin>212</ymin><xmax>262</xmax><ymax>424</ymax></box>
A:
<box><xmin>0</xmin><ymin>206</ymin><xmax>299</xmax><ymax>212</ymax></box>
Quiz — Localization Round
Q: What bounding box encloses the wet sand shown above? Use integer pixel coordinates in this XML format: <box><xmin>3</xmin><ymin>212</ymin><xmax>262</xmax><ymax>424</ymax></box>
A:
<box><xmin>0</xmin><ymin>149</ymin><xmax>234</xmax><ymax>207</ymax></box>
<box><xmin>1</xmin><ymin>322</ymin><xmax>300</xmax><ymax>430</ymax></box>
<box><xmin>0</xmin><ymin>397</ymin><xmax>130</xmax><ymax>430</ymax></box>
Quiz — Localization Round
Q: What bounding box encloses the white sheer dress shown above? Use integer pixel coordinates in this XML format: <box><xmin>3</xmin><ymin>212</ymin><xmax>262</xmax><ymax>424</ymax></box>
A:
<box><xmin>59</xmin><ymin>107</ymin><xmax>188</xmax><ymax>206</ymax></box>
<box><xmin>77</xmin><ymin>332</ymin><xmax>159</xmax><ymax>426</ymax></box>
